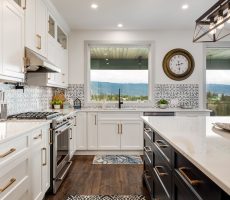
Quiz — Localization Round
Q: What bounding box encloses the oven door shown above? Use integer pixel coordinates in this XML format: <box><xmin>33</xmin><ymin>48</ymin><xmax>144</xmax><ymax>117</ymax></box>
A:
<box><xmin>53</xmin><ymin>122</ymin><xmax>71</xmax><ymax>177</ymax></box>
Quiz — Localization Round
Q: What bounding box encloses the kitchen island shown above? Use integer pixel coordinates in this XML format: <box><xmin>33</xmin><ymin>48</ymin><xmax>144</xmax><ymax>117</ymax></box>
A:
<box><xmin>142</xmin><ymin>116</ymin><xmax>230</xmax><ymax>199</ymax></box>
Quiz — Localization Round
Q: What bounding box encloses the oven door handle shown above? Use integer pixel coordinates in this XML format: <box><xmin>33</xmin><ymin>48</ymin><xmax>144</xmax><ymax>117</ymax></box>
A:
<box><xmin>55</xmin><ymin>123</ymin><xmax>72</xmax><ymax>135</ymax></box>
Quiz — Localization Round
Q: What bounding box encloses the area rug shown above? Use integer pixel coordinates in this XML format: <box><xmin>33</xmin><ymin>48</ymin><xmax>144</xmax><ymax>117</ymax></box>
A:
<box><xmin>67</xmin><ymin>195</ymin><xmax>146</xmax><ymax>200</ymax></box>
<box><xmin>92</xmin><ymin>155</ymin><xmax>143</xmax><ymax>164</ymax></box>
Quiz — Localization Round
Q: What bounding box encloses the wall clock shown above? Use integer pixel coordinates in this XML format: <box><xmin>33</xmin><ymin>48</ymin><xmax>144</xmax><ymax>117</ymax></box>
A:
<box><xmin>163</xmin><ymin>48</ymin><xmax>195</xmax><ymax>81</ymax></box>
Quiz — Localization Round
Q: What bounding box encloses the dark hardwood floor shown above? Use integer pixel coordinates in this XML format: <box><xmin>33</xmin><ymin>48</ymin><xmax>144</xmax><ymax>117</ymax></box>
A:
<box><xmin>45</xmin><ymin>155</ymin><xmax>150</xmax><ymax>200</ymax></box>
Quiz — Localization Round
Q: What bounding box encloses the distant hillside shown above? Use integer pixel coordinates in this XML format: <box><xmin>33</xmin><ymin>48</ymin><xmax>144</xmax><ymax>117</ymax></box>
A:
<box><xmin>91</xmin><ymin>81</ymin><xmax>148</xmax><ymax>96</ymax></box>
<box><xmin>207</xmin><ymin>84</ymin><xmax>230</xmax><ymax>95</ymax></box>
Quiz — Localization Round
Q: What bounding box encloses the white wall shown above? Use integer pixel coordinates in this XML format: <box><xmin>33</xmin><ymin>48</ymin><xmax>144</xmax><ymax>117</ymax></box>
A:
<box><xmin>68</xmin><ymin>30</ymin><xmax>205</xmax><ymax>108</ymax></box>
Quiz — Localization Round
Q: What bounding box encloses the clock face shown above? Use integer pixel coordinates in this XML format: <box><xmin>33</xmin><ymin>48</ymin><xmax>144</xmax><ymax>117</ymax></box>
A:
<box><xmin>163</xmin><ymin>49</ymin><xmax>195</xmax><ymax>81</ymax></box>
<box><xmin>169</xmin><ymin>55</ymin><xmax>189</xmax><ymax>75</ymax></box>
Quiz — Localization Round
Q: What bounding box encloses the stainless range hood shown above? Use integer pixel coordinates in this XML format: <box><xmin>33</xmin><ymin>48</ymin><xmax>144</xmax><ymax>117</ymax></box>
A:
<box><xmin>25</xmin><ymin>48</ymin><xmax>61</xmax><ymax>73</ymax></box>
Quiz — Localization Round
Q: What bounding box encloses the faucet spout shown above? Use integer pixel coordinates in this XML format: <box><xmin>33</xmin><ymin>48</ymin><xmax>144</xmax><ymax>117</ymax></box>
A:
<box><xmin>118</xmin><ymin>88</ymin><xmax>123</xmax><ymax>109</ymax></box>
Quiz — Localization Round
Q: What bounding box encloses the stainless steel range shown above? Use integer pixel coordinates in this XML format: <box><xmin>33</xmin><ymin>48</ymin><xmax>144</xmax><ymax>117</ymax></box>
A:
<box><xmin>8</xmin><ymin>111</ymin><xmax>75</xmax><ymax>194</ymax></box>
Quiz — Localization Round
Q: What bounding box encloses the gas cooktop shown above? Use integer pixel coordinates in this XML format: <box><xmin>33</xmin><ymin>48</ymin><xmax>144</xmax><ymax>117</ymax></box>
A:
<box><xmin>8</xmin><ymin>112</ymin><xmax>60</xmax><ymax>120</ymax></box>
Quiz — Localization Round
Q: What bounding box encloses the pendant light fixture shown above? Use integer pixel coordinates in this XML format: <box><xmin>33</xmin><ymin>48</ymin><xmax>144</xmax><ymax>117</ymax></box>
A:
<box><xmin>193</xmin><ymin>0</ymin><xmax>230</xmax><ymax>42</ymax></box>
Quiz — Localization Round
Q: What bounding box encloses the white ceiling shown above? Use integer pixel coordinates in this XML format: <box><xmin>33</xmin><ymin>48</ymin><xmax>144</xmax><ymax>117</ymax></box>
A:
<box><xmin>51</xmin><ymin>0</ymin><xmax>217</xmax><ymax>30</ymax></box>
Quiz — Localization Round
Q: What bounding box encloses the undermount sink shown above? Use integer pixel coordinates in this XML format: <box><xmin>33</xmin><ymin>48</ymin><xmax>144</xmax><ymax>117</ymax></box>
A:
<box><xmin>103</xmin><ymin>107</ymin><xmax>137</xmax><ymax>111</ymax></box>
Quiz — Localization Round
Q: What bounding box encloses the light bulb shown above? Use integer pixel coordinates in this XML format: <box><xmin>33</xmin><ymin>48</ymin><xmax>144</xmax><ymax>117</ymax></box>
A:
<box><xmin>209</xmin><ymin>22</ymin><xmax>216</xmax><ymax>35</ymax></box>
<box><xmin>217</xmin><ymin>16</ymin><xmax>224</xmax><ymax>29</ymax></box>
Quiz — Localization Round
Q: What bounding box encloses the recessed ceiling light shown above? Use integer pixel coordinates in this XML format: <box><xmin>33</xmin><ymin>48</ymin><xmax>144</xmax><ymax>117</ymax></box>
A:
<box><xmin>91</xmin><ymin>3</ymin><xmax>98</xmax><ymax>9</ymax></box>
<box><xmin>117</xmin><ymin>23</ymin><xmax>123</xmax><ymax>28</ymax></box>
<box><xmin>182</xmin><ymin>4</ymin><xmax>189</xmax><ymax>10</ymax></box>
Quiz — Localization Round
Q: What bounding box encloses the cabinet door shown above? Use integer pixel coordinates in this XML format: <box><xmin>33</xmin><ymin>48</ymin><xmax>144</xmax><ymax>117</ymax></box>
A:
<box><xmin>87</xmin><ymin>112</ymin><xmax>98</xmax><ymax>150</ymax></box>
<box><xmin>75</xmin><ymin>112</ymin><xmax>87</xmax><ymax>150</ymax></box>
<box><xmin>41</xmin><ymin>127</ymin><xmax>50</xmax><ymax>193</ymax></box>
<box><xmin>98</xmin><ymin>120</ymin><xmax>120</xmax><ymax>150</ymax></box>
<box><xmin>35</xmin><ymin>0</ymin><xmax>47</xmax><ymax>57</ymax></box>
<box><xmin>2</xmin><ymin>0</ymin><xmax>24</xmax><ymax>80</ymax></box>
<box><xmin>120</xmin><ymin>120</ymin><xmax>143</xmax><ymax>150</ymax></box>
<box><xmin>24</xmin><ymin>0</ymin><xmax>36</xmax><ymax>51</ymax></box>
<box><xmin>31</xmin><ymin>142</ymin><xmax>43</xmax><ymax>200</ymax></box>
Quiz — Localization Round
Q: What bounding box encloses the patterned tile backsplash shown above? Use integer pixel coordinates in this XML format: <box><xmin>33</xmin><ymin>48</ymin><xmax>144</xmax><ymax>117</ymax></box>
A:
<box><xmin>0</xmin><ymin>83</ymin><xmax>54</xmax><ymax>115</ymax></box>
<box><xmin>65</xmin><ymin>83</ymin><xmax>199</xmax><ymax>108</ymax></box>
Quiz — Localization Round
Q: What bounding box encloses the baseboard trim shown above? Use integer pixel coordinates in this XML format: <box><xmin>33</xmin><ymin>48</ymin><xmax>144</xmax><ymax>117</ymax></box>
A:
<box><xmin>74</xmin><ymin>150</ymin><xmax>143</xmax><ymax>155</ymax></box>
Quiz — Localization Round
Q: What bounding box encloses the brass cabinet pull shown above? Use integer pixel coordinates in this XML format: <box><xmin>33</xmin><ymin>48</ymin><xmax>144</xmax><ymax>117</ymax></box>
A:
<box><xmin>118</xmin><ymin>124</ymin><xmax>120</xmax><ymax>134</ymax></box>
<box><xmin>69</xmin><ymin>128</ymin><xmax>73</xmax><ymax>140</ymax></box>
<box><xmin>33</xmin><ymin>134</ymin><xmax>42</xmax><ymax>140</ymax></box>
<box><xmin>155</xmin><ymin>166</ymin><xmax>168</xmax><ymax>177</ymax></box>
<box><xmin>0</xmin><ymin>148</ymin><xmax>16</xmax><ymax>158</ymax></box>
<box><xmin>94</xmin><ymin>115</ymin><xmax>97</xmax><ymax>125</ymax></box>
<box><xmin>0</xmin><ymin>178</ymin><xmax>16</xmax><ymax>192</ymax></box>
<box><xmin>36</xmin><ymin>34</ymin><xmax>42</xmax><ymax>50</ymax></box>
<box><xmin>144</xmin><ymin>146</ymin><xmax>152</xmax><ymax>152</ymax></box>
<box><xmin>42</xmin><ymin>148</ymin><xmax>47</xmax><ymax>166</ymax></box>
<box><xmin>74</xmin><ymin>116</ymin><xmax>77</xmax><ymax>126</ymax></box>
<box><xmin>22</xmin><ymin>0</ymin><xmax>26</xmax><ymax>9</ymax></box>
<box><xmin>121</xmin><ymin>123</ymin><xmax>123</xmax><ymax>134</ymax></box>
<box><xmin>178</xmin><ymin>167</ymin><xmax>203</xmax><ymax>186</ymax></box>
<box><xmin>155</xmin><ymin>140</ymin><xmax>169</xmax><ymax>148</ymax></box>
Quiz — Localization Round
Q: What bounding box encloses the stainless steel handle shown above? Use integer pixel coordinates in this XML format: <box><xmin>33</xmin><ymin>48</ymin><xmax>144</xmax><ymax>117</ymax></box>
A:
<box><xmin>0</xmin><ymin>178</ymin><xmax>16</xmax><ymax>193</ymax></box>
<box><xmin>55</xmin><ymin>123</ymin><xmax>71</xmax><ymax>134</ymax></box>
<box><xmin>49</xmin><ymin>128</ymin><xmax>53</xmax><ymax>145</ymax></box>
<box><xmin>155</xmin><ymin>166</ymin><xmax>168</xmax><ymax>177</ymax></box>
<box><xmin>155</xmin><ymin>140</ymin><xmax>169</xmax><ymax>148</ymax></box>
<box><xmin>36</xmin><ymin>34</ymin><xmax>41</xmax><ymax>50</ymax></box>
<box><xmin>56</xmin><ymin>161</ymin><xmax>72</xmax><ymax>181</ymax></box>
<box><xmin>0</xmin><ymin>148</ymin><xmax>16</xmax><ymax>158</ymax></box>
<box><xmin>118</xmin><ymin>124</ymin><xmax>120</xmax><ymax>134</ymax></box>
<box><xmin>42</xmin><ymin>148</ymin><xmax>47</xmax><ymax>166</ymax></box>
<box><xmin>74</xmin><ymin>116</ymin><xmax>77</xmax><ymax>126</ymax></box>
<box><xmin>144</xmin><ymin>128</ymin><xmax>151</xmax><ymax>132</ymax></box>
<box><xmin>121</xmin><ymin>123</ymin><xmax>123</xmax><ymax>134</ymax></box>
<box><xmin>70</xmin><ymin>128</ymin><xmax>73</xmax><ymax>140</ymax></box>
<box><xmin>33</xmin><ymin>134</ymin><xmax>42</xmax><ymax>140</ymax></box>
<box><xmin>178</xmin><ymin>167</ymin><xmax>203</xmax><ymax>186</ymax></box>
<box><xmin>94</xmin><ymin>115</ymin><xmax>97</xmax><ymax>125</ymax></box>
<box><xmin>144</xmin><ymin>130</ymin><xmax>152</xmax><ymax>140</ymax></box>
<box><xmin>144</xmin><ymin>146</ymin><xmax>152</xmax><ymax>152</ymax></box>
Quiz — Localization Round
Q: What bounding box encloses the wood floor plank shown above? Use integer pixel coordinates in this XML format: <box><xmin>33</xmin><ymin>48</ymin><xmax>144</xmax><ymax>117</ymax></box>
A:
<box><xmin>45</xmin><ymin>155</ymin><xmax>150</xmax><ymax>200</ymax></box>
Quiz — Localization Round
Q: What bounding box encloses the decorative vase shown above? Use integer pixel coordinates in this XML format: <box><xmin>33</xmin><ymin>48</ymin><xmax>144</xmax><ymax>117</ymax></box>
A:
<box><xmin>54</xmin><ymin>105</ymin><xmax>61</xmax><ymax>109</ymax></box>
<box><xmin>159</xmin><ymin>104</ymin><xmax>168</xmax><ymax>109</ymax></box>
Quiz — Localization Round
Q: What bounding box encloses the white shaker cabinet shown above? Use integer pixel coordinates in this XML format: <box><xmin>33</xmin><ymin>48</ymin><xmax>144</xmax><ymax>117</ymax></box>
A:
<box><xmin>87</xmin><ymin>112</ymin><xmax>98</xmax><ymax>150</ymax></box>
<box><xmin>98</xmin><ymin>120</ymin><xmax>121</xmax><ymax>150</ymax></box>
<box><xmin>75</xmin><ymin>112</ymin><xmax>87</xmax><ymax>150</ymax></box>
<box><xmin>1</xmin><ymin>0</ymin><xmax>24</xmax><ymax>82</ymax></box>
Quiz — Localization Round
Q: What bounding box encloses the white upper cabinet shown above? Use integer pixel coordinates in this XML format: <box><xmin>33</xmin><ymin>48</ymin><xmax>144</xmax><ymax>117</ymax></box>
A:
<box><xmin>1</xmin><ymin>0</ymin><xmax>24</xmax><ymax>81</ymax></box>
<box><xmin>25</xmin><ymin>0</ymin><xmax>47</xmax><ymax>57</ymax></box>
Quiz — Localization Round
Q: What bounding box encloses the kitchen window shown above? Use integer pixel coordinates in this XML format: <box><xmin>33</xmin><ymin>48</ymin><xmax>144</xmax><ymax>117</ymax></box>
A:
<box><xmin>86</xmin><ymin>43</ymin><xmax>152</xmax><ymax>102</ymax></box>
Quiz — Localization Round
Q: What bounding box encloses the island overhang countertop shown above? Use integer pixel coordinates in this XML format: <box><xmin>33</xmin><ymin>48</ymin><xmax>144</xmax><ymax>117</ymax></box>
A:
<box><xmin>141</xmin><ymin>116</ymin><xmax>230</xmax><ymax>196</ymax></box>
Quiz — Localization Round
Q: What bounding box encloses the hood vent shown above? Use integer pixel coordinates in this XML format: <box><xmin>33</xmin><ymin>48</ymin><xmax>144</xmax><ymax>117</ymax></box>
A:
<box><xmin>25</xmin><ymin>48</ymin><xmax>61</xmax><ymax>73</ymax></box>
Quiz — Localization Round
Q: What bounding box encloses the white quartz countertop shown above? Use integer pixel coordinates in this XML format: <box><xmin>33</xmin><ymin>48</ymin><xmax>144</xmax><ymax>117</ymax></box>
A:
<box><xmin>141</xmin><ymin>116</ymin><xmax>230</xmax><ymax>195</ymax></box>
<box><xmin>51</xmin><ymin>107</ymin><xmax>211</xmax><ymax>113</ymax></box>
<box><xmin>0</xmin><ymin>121</ymin><xmax>51</xmax><ymax>144</ymax></box>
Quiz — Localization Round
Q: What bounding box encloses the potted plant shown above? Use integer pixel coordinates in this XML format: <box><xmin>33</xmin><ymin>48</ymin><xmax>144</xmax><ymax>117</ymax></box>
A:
<box><xmin>157</xmin><ymin>99</ymin><xmax>169</xmax><ymax>109</ymax></box>
<box><xmin>51</xmin><ymin>99</ymin><xmax>63</xmax><ymax>109</ymax></box>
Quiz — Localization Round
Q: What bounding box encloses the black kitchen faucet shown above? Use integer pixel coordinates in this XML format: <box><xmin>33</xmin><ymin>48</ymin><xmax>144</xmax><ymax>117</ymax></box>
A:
<box><xmin>118</xmin><ymin>88</ymin><xmax>123</xmax><ymax>109</ymax></box>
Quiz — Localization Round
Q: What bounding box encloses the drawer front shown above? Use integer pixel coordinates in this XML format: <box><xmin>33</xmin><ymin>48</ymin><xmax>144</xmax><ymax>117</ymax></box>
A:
<box><xmin>0</xmin><ymin>157</ymin><xmax>29</xmax><ymax>199</ymax></box>
<box><xmin>154</xmin><ymin>132</ymin><xmax>172</xmax><ymax>165</ymax></box>
<box><xmin>0</xmin><ymin>136</ymin><xmax>28</xmax><ymax>165</ymax></box>
<box><xmin>144</xmin><ymin>135</ymin><xmax>154</xmax><ymax>166</ymax></box>
<box><xmin>98</xmin><ymin>112</ymin><xmax>141</xmax><ymax>121</ymax></box>
<box><xmin>144</xmin><ymin>123</ymin><xmax>154</xmax><ymax>142</ymax></box>
<box><xmin>143</xmin><ymin>161</ymin><xmax>154</xmax><ymax>197</ymax></box>
<box><xmin>31</xmin><ymin>129</ymin><xmax>43</xmax><ymax>145</ymax></box>
<box><xmin>174</xmin><ymin>152</ymin><xmax>222</xmax><ymax>200</ymax></box>
<box><xmin>153</xmin><ymin>169</ymin><xmax>171</xmax><ymax>200</ymax></box>
<box><xmin>154</xmin><ymin>150</ymin><xmax>172</xmax><ymax>199</ymax></box>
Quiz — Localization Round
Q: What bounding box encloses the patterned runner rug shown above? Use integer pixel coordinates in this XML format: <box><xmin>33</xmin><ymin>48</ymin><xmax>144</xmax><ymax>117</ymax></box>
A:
<box><xmin>67</xmin><ymin>195</ymin><xmax>146</xmax><ymax>200</ymax></box>
<box><xmin>93</xmin><ymin>155</ymin><xmax>143</xmax><ymax>164</ymax></box>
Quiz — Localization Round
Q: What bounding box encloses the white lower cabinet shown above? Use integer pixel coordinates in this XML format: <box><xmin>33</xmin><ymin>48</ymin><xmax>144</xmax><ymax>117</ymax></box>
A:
<box><xmin>98</xmin><ymin>120</ymin><xmax>120</xmax><ymax>150</ymax></box>
<box><xmin>75</xmin><ymin>112</ymin><xmax>87</xmax><ymax>150</ymax></box>
<box><xmin>87</xmin><ymin>112</ymin><xmax>98</xmax><ymax>150</ymax></box>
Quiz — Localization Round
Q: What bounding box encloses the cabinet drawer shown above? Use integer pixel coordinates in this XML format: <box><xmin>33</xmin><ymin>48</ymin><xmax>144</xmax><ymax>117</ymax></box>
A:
<box><xmin>144</xmin><ymin>123</ymin><xmax>154</xmax><ymax>142</ymax></box>
<box><xmin>153</xmin><ymin>168</ymin><xmax>170</xmax><ymax>200</ymax></box>
<box><xmin>98</xmin><ymin>112</ymin><xmax>141</xmax><ymax>121</ymax></box>
<box><xmin>0</xmin><ymin>157</ymin><xmax>29</xmax><ymax>199</ymax></box>
<box><xmin>31</xmin><ymin>129</ymin><xmax>43</xmax><ymax>145</ymax></box>
<box><xmin>144</xmin><ymin>134</ymin><xmax>154</xmax><ymax>166</ymax></box>
<box><xmin>154</xmin><ymin>132</ymin><xmax>172</xmax><ymax>165</ymax></box>
<box><xmin>154</xmin><ymin>151</ymin><xmax>172</xmax><ymax>199</ymax></box>
<box><xmin>174</xmin><ymin>152</ymin><xmax>222</xmax><ymax>200</ymax></box>
<box><xmin>143</xmin><ymin>161</ymin><xmax>154</xmax><ymax>197</ymax></box>
<box><xmin>0</xmin><ymin>136</ymin><xmax>28</xmax><ymax>165</ymax></box>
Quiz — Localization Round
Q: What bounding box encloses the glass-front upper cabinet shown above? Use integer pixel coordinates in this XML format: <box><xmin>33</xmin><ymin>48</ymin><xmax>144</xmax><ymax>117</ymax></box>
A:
<box><xmin>57</xmin><ymin>26</ymin><xmax>67</xmax><ymax>49</ymax></box>
<box><xmin>48</xmin><ymin>15</ymin><xmax>55</xmax><ymax>38</ymax></box>
<box><xmin>13</xmin><ymin>0</ymin><xmax>26</xmax><ymax>9</ymax></box>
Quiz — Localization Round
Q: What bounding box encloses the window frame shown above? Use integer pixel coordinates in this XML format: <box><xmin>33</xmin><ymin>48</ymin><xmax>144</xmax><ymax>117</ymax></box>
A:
<box><xmin>84</xmin><ymin>41</ymin><xmax>155</xmax><ymax>105</ymax></box>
